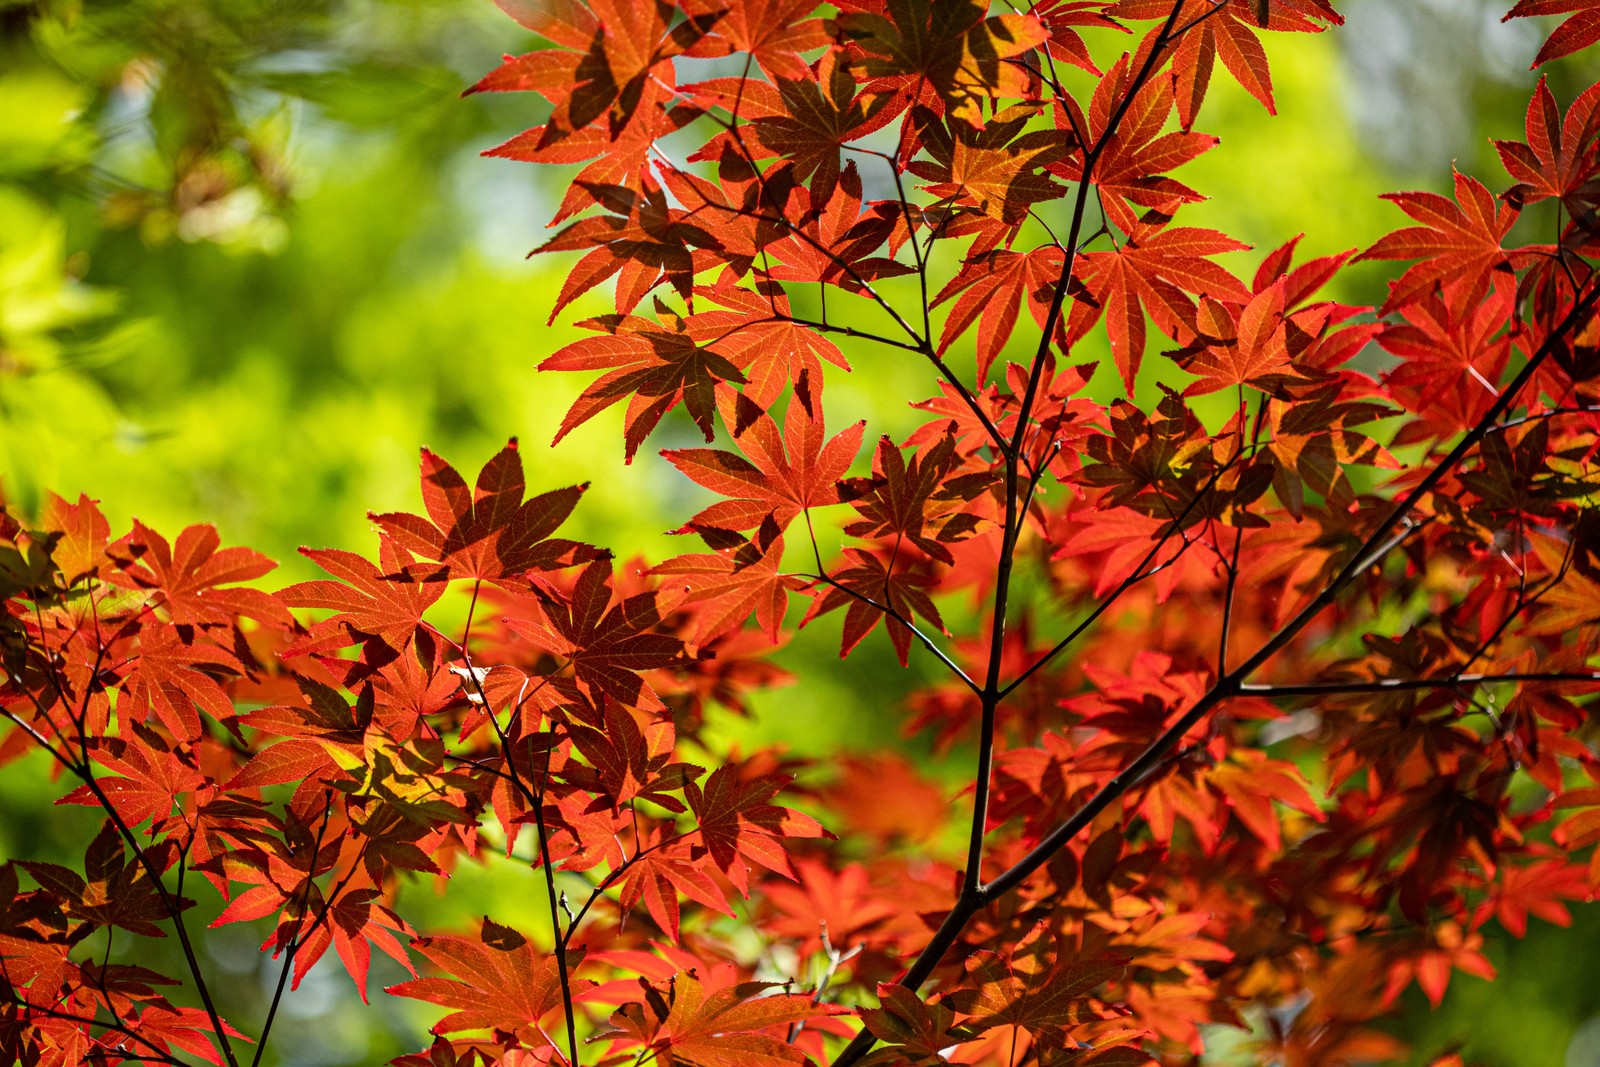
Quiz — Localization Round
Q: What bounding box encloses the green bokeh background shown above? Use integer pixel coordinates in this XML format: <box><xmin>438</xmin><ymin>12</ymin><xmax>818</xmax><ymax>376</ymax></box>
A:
<box><xmin>1</xmin><ymin>0</ymin><xmax>1597</xmax><ymax>1064</ymax></box>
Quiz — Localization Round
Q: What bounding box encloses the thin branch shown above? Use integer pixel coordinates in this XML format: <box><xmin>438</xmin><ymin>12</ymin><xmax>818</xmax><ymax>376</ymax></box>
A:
<box><xmin>250</xmin><ymin>795</ymin><xmax>337</xmax><ymax>1067</ymax></box>
<box><xmin>876</xmin><ymin>149</ymin><xmax>934</xmax><ymax>342</ymax></box>
<box><xmin>1486</xmin><ymin>404</ymin><xmax>1600</xmax><ymax>433</ymax></box>
<box><xmin>1451</xmin><ymin>533</ymin><xmax>1571</xmax><ymax>681</ymax></box>
<box><xmin>487</xmin><ymin>701</ymin><xmax>582</xmax><ymax>1067</ymax></box>
<box><xmin>1007</xmin><ymin>0</ymin><xmax>1188</xmax><ymax>464</ymax></box>
<box><xmin>1172</xmin><ymin>0</ymin><xmax>1230</xmax><ymax>37</ymax></box>
<box><xmin>451</xmin><ymin>592</ymin><xmax>582</xmax><ymax>1067</ymax></box>
<box><xmin>937</xmin><ymin>0</ymin><xmax>1191</xmax><ymax>930</ymax></box>
<box><xmin>999</xmin><ymin>460</ymin><xmax>1233</xmax><ymax>698</ymax></box>
<box><xmin>1239</xmin><ymin>671</ymin><xmax>1600</xmax><ymax>697</ymax></box>
<box><xmin>757</xmin><ymin>314</ymin><xmax>929</xmax><ymax>354</ymax></box>
<box><xmin>0</xmin><ymin>706</ymin><xmax>74</xmax><ymax>769</ymax></box>
<box><xmin>1213</xmin><ymin>390</ymin><xmax>1255</xmax><ymax>675</ymax></box>
<box><xmin>801</xmin><ymin>569</ymin><xmax>981</xmax><ymax>694</ymax></box>
<box><xmin>0</xmin><ymin>994</ymin><xmax>193</xmax><ymax>1067</ymax></box>
<box><xmin>72</xmin><ymin>751</ymin><xmax>240</xmax><ymax>1067</ymax></box>
<box><xmin>1217</xmin><ymin>525</ymin><xmax>1243</xmax><ymax>676</ymax></box>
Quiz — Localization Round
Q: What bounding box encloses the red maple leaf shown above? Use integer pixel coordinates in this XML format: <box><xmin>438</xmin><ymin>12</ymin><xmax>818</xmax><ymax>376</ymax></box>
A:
<box><xmin>1494</xmin><ymin>74</ymin><xmax>1600</xmax><ymax>228</ymax></box>
<box><xmin>1034</xmin><ymin>0</ymin><xmax>1127</xmax><ymax>76</ymax></box>
<box><xmin>1356</xmin><ymin>169</ymin><xmax>1521</xmax><ymax>315</ymax></box>
<box><xmin>493</xmin><ymin>0</ymin><xmax>714</xmax><ymax>145</ymax></box>
<box><xmin>759</xmin><ymin>858</ymin><xmax>898</xmax><ymax>954</ymax></box>
<box><xmin>19</xmin><ymin>822</ymin><xmax>180</xmax><ymax>940</ymax></box>
<box><xmin>40</xmin><ymin>491</ymin><xmax>110</xmax><ymax>587</ymax></box>
<box><xmin>684</xmin><ymin>0</ymin><xmax>831</xmax><ymax>81</ymax></box>
<box><xmin>1505</xmin><ymin>0</ymin><xmax>1600</xmax><ymax>66</ymax></box>
<box><xmin>1377</xmin><ymin>279</ymin><xmax>1515</xmax><ymax>443</ymax></box>
<box><xmin>684</xmin><ymin>280</ymin><xmax>851</xmax><ymax>409</ymax></box>
<box><xmin>751</xmin><ymin>52</ymin><xmax>894</xmax><ymax>210</ymax></box>
<box><xmin>1471</xmin><ymin>855</ymin><xmax>1590</xmax><ymax>936</ymax></box>
<box><xmin>1109</xmin><ymin>0</ymin><xmax>1341</xmax><ymax>128</ymax></box>
<box><xmin>1052</xmin><ymin>54</ymin><xmax>1219</xmax><ymax>234</ymax></box>
<box><xmin>934</xmin><ymin>245</ymin><xmax>1066</xmax><ymax>383</ymax></box>
<box><xmin>119</xmin><ymin>622</ymin><xmax>249</xmax><ymax>742</ymax></box>
<box><xmin>535</xmin><ymin>182</ymin><xmax>724</xmax><ymax>323</ymax></box>
<box><xmin>909</xmin><ymin>104</ymin><xmax>1072</xmax><ymax>232</ymax></box>
<box><xmin>842</xmin><ymin>431</ymin><xmax>996</xmax><ymax>564</ymax></box>
<box><xmin>508</xmin><ymin>556</ymin><xmax>685</xmax><ymax>713</ymax></box>
<box><xmin>685</xmin><ymin>763</ymin><xmax>829</xmax><ymax>893</ymax></box>
<box><xmin>1068</xmin><ymin>220</ymin><xmax>1250</xmax><ymax>394</ymax></box>
<box><xmin>67</xmin><ymin>731</ymin><xmax>204</xmax><ymax>835</ymax></box>
<box><xmin>1206</xmin><ymin>749</ymin><xmax>1324</xmax><ymax>851</ymax></box>
<box><xmin>835</xmin><ymin>0</ymin><xmax>1049</xmax><ymax>127</ymax></box>
<box><xmin>611</xmin><ymin>825</ymin><xmax>734</xmax><ymax>939</ymax></box>
<box><xmin>665</xmin><ymin>379</ymin><xmax>864</xmax><ymax>536</ymax></box>
<box><xmin>371</xmin><ymin>440</ymin><xmax>598</xmax><ymax>584</ymax></box>
<box><xmin>541</xmin><ymin>304</ymin><xmax>750</xmax><ymax>462</ymax></box>
<box><xmin>860</xmin><ymin>982</ymin><xmax>969</xmax><ymax>1062</ymax></box>
<box><xmin>110</xmin><ymin>520</ymin><xmax>288</xmax><ymax>629</ymax></box>
<box><xmin>282</xmin><ymin>539</ymin><xmax>447</xmax><ymax>654</ymax></box>
<box><xmin>941</xmin><ymin>921</ymin><xmax>1128</xmax><ymax>1033</ymax></box>
<box><xmin>1175</xmin><ymin>281</ymin><xmax>1296</xmax><ymax>396</ymax></box>
<box><xmin>801</xmin><ymin>544</ymin><xmax>946</xmax><ymax>666</ymax></box>
<box><xmin>481</xmin><ymin>80</ymin><xmax>689</xmax><ymax>226</ymax></box>
<box><xmin>756</xmin><ymin>161</ymin><xmax>915</xmax><ymax>290</ymax></box>
<box><xmin>386</xmin><ymin>919</ymin><xmax>592</xmax><ymax>1039</ymax></box>
<box><xmin>120</xmin><ymin>1005</ymin><xmax>251</xmax><ymax>1067</ymax></box>
<box><xmin>563</xmin><ymin>699</ymin><xmax>703</xmax><ymax>812</ymax></box>
<box><xmin>650</xmin><ymin>522</ymin><xmax>800</xmax><ymax>644</ymax></box>
<box><xmin>291</xmin><ymin>888</ymin><xmax>416</xmax><ymax>1003</ymax></box>
<box><xmin>1379</xmin><ymin>922</ymin><xmax>1495</xmax><ymax>1008</ymax></box>
<box><xmin>600</xmin><ymin>970</ymin><xmax>842</xmax><ymax>1067</ymax></box>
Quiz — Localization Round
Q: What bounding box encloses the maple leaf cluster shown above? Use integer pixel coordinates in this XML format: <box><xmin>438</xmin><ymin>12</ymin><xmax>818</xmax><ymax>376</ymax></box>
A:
<box><xmin>4</xmin><ymin>2</ymin><xmax>1600</xmax><ymax>1067</ymax></box>
<box><xmin>0</xmin><ymin>447</ymin><xmax>848</xmax><ymax>1067</ymax></box>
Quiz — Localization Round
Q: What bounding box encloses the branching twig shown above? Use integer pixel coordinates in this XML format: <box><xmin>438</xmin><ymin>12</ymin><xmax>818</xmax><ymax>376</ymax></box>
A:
<box><xmin>1239</xmin><ymin>671</ymin><xmax>1600</xmax><ymax>697</ymax></box>
<box><xmin>833</xmin><ymin>233</ymin><xmax>1600</xmax><ymax>1067</ymax></box>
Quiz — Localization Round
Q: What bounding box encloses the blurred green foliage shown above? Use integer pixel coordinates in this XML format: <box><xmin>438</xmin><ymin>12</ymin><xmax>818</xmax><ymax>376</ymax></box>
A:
<box><xmin>1</xmin><ymin>0</ymin><xmax>1597</xmax><ymax>1064</ymax></box>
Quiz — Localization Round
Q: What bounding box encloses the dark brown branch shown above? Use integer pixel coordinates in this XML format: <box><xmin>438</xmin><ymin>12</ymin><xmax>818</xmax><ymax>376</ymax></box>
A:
<box><xmin>1172</xmin><ymin>0</ymin><xmax>1231</xmax><ymax>37</ymax></box>
<box><xmin>999</xmin><ymin>459</ymin><xmax>1234</xmax><ymax>699</ymax></box>
<box><xmin>72</xmin><ymin>739</ymin><xmax>240</xmax><ymax>1067</ymax></box>
<box><xmin>250</xmin><ymin>796</ymin><xmax>338</xmax><ymax>1067</ymax></box>
<box><xmin>457</xmin><ymin>587</ymin><xmax>583</xmax><ymax>1067</ymax></box>
<box><xmin>1239</xmin><ymin>671</ymin><xmax>1600</xmax><ymax>697</ymax></box>
<box><xmin>801</xmin><ymin>569</ymin><xmax>981</xmax><ymax>694</ymax></box>
<box><xmin>957</xmin><ymin>0</ymin><xmax>1190</xmax><ymax>969</ymax></box>
<box><xmin>834</xmin><ymin>13</ymin><xmax>1195</xmax><ymax>1066</ymax></box>
<box><xmin>1452</xmin><ymin>534</ymin><xmax>1571</xmax><ymax>680</ymax></box>
<box><xmin>1217</xmin><ymin>526</ymin><xmax>1243</xmax><ymax>676</ymax></box>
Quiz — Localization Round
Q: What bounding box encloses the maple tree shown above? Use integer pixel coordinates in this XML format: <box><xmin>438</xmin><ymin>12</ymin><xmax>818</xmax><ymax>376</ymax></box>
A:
<box><xmin>4</xmin><ymin>2</ymin><xmax>1600</xmax><ymax>1066</ymax></box>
